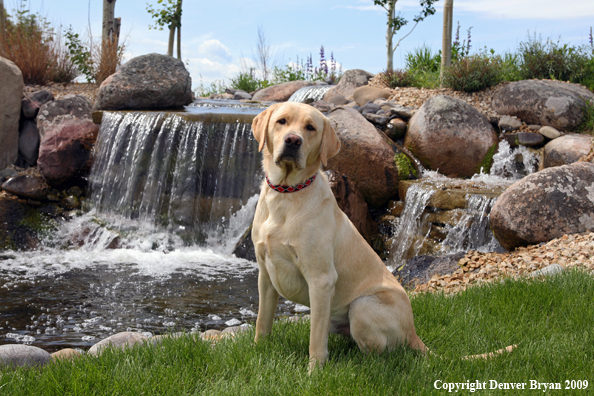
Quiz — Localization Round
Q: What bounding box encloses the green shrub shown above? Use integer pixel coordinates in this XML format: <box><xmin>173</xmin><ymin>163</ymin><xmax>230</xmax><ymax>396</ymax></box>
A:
<box><xmin>442</xmin><ymin>55</ymin><xmax>502</xmax><ymax>92</ymax></box>
<box><xmin>230</xmin><ymin>68</ymin><xmax>267</xmax><ymax>92</ymax></box>
<box><xmin>497</xmin><ymin>51</ymin><xmax>523</xmax><ymax>82</ymax></box>
<box><xmin>194</xmin><ymin>75</ymin><xmax>226</xmax><ymax>97</ymax></box>
<box><xmin>380</xmin><ymin>69</ymin><xmax>415</xmax><ymax>88</ymax></box>
<box><xmin>578</xmin><ymin>98</ymin><xmax>594</xmax><ymax>135</ymax></box>
<box><xmin>405</xmin><ymin>44</ymin><xmax>440</xmax><ymax>72</ymax></box>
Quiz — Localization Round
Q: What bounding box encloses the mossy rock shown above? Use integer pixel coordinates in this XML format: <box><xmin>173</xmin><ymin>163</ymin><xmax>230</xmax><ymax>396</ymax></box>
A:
<box><xmin>0</xmin><ymin>197</ymin><xmax>57</xmax><ymax>251</ymax></box>
<box><xmin>394</xmin><ymin>153</ymin><xmax>417</xmax><ymax>180</ymax></box>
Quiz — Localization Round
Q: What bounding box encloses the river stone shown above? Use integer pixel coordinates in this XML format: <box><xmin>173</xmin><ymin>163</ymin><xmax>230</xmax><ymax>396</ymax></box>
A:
<box><xmin>0</xmin><ymin>344</ymin><xmax>51</xmax><ymax>367</ymax></box>
<box><xmin>0</xmin><ymin>196</ymin><xmax>53</xmax><ymax>250</ymax></box>
<box><xmin>88</xmin><ymin>332</ymin><xmax>148</xmax><ymax>356</ymax></box>
<box><xmin>94</xmin><ymin>53</ymin><xmax>193</xmax><ymax>111</ymax></box>
<box><xmin>0</xmin><ymin>57</ymin><xmax>23</xmax><ymax>169</ymax></box>
<box><xmin>19</xmin><ymin>119</ymin><xmax>40</xmax><ymax>165</ymax></box>
<box><xmin>539</xmin><ymin>126</ymin><xmax>561</xmax><ymax>140</ymax></box>
<box><xmin>22</xmin><ymin>90</ymin><xmax>54</xmax><ymax>119</ymax></box>
<box><xmin>378</xmin><ymin>102</ymin><xmax>415</xmax><ymax>120</ymax></box>
<box><xmin>51</xmin><ymin>348</ymin><xmax>82</xmax><ymax>361</ymax></box>
<box><xmin>2</xmin><ymin>174</ymin><xmax>49</xmax><ymax>200</ymax></box>
<box><xmin>324</xmin><ymin>69</ymin><xmax>374</xmax><ymax>102</ymax></box>
<box><xmin>326</xmin><ymin>170</ymin><xmax>378</xmax><ymax>240</ymax></box>
<box><xmin>37</xmin><ymin>94</ymin><xmax>94</xmax><ymax>140</ymax></box>
<box><xmin>252</xmin><ymin>81</ymin><xmax>313</xmax><ymax>102</ymax></box>
<box><xmin>490</xmin><ymin>162</ymin><xmax>594</xmax><ymax>250</ymax></box>
<box><xmin>492</xmin><ymin>80</ymin><xmax>594</xmax><ymax>131</ymax></box>
<box><xmin>233</xmin><ymin>90</ymin><xmax>252</xmax><ymax>100</ymax></box>
<box><xmin>353</xmin><ymin>85</ymin><xmax>391</xmax><ymax>106</ymax></box>
<box><xmin>326</xmin><ymin>107</ymin><xmax>399</xmax><ymax>208</ymax></box>
<box><xmin>498</xmin><ymin>115</ymin><xmax>522</xmax><ymax>132</ymax></box>
<box><xmin>405</xmin><ymin>95</ymin><xmax>498</xmax><ymax>177</ymax></box>
<box><xmin>542</xmin><ymin>134</ymin><xmax>592</xmax><ymax>169</ymax></box>
<box><xmin>393</xmin><ymin>252</ymin><xmax>466</xmax><ymax>287</ymax></box>
<box><xmin>530</xmin><ymin>263</ymin><xmax>564</xmax><ymax>277</ymax></box>
<box><xmin>329</xmin><ymin>94</ymin><xmax>349</xmax><ymax>106</ymax></box>
<box><xmin>386</xmin><ymin>118</ymin><xmax>408</xmax><ymax>141</ymax></box>
<box><xmin>37</xmin><ymin>118</ymin><xmax>99</xmax><ymax>187</ymax></box>
<box><xmin>504</xmin><ymin>132</ymin><xmax>545</xmax><ymax>148</ymax></box>
<box><xmin>363</xmin><ymin>113</ymin><xmax>389</xmax><ymax>126</ymax></box>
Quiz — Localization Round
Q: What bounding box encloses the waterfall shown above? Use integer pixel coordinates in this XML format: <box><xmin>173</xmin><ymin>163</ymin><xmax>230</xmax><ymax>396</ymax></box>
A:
<box><xmin>288</xmin><ymin>85</ymin><xmax>332</xmax><ymax>103</ymax></box>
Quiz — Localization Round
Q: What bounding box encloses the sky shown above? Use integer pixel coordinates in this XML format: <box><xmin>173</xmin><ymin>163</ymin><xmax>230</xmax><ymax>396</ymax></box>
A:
<box><xmin>6</xmin><ymin>0</ymin><xmax>594</xmax><ymax>90</ymax></box>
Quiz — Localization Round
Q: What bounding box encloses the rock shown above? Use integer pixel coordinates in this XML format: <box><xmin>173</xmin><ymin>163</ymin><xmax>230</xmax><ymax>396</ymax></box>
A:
<box><xmin>88</xmin><ymin>332</ymin><xmax>148</xmax><ymax>356</ymax></box>
<box><xmin>378</xmin><ymin>102</ymin><xmax>415</xmax><ymax>120</ymax></box>
<box><xmin>353</xmin><ymin>86</ymin><xmax>391</xmax><ymax>106</ymax></box>
<box><xmin>425</xmin><ymin>209</ymin><xmax>468</xmax><ymax>226</ymax></box>
<box><xmin>51</xmin><ymin>348</ymin><xmax>82</xmax><ymax>361</ymax></box>
<box><xmin>504</xmin><ymin>132</ymin><xmax>545</xmax><ymax>148</ymax></box>
<box><xmin>329</xmin><ymin>94</ymin><xmax>349</xmax><ymax>106</ymax></box>
<box><xmin>405</xmin><ymin>95</ymin><xmax>498</xmax><ymax>177</ymax></box>
<box><xmin>61</xmin><ymin>195</ymin><xmax>80</xmax><ymax>210</ymax></box>
<box><xmin>323</xmin><ymin>69</ymin><xmax>374</xmax><ymax>102</ymax></box>
<box><xmin>498</xmin><ymin>115</ymin><xmax>522</xmax><ymax>132</ymax></box>
<box><xmin>37</xmin><ymin>94</ymin><xmax>94</xmax><ymax>140</ymax></box>
<box><xmin>310</xmin><ymin>100</ymin><xmax>334</xmax><ymax>113</ymax></box>
<box><xmin>2</xmin><ymin>174</ymin><xmax>49</xmax><ymax>200</ymax></box>
<box><xmin>0</xmin><ymin>168</ymin><xmax>18</xmax><ymax>184</ymax></box>
<box><xmin>539</xmin><ymin>126</ymin><xmax>561</xmax><ymax>140</ymax></box>
<box><xmin>21</xmin><ymin>90</ymin><xmax>54</xmax><ymax>119</ymax></box>
<box><xmin>232</xmin><ymin>224</ymin><xmax>256</xmax><ymax>261</ymax></box>
<box><xmin>393</xmin><ymin>252</ymin><xmax>466</xmax><ymax>287</ymax></box>
<box><xmin>492</xmin><ymin>80</ymin><xmax>594</xmax><ymax>131</ymax></box>
<box><xmin>359</xmin><ymin>102</ymin><xmax>381</xmax><ymax>115</ymax></box>
<box><xmin>0</xmin><ymin>196</ymin><xmax>53</xmax><ymax>250</ymax></box>
<box><xmin>252</xmin><ymin>81</ymin><xmax>313</xmax><ymax>102</ymax></box>
<box><xmin>67</xmin><ymin>186</ymin><xmax>83</xmax><ymax>197</ymax></box>
<box><xmin>0</xmin><ymin>57</ymin><xmax>23</xmax><ymax>169</ymax></box>
<box><xmin>326</xmin><ymin>170</ymin><xmax>378</xmax><ymax>240</ymax></box>
<box><xmin>363</xmin><ymin>113</ymin><xmax>389</xmax><ymax>126</ymax></box>
<box><xmin>18</xmin><ymin>120</ymin><xmax>40</xmax><ymax>165</ymax></box>
<box><xmin>37</xmin><ymin>118</ymin><xmax>99</xmax><ymax>187</ymax></box>
<box><xmin>233</xmin><ymin>90</ymin><xmax>252</xmax><ymax>100</ymax></box>
<box><xmin>202</xmin><ymin>329</ymin><xmax>222</xmax><ymax>339</ymax></box>
<box><xmin>225</xmin><ymin>88</ymin><xmax>236</xmax><ymax>95</ymax></box>
<box><xmin>530</xmin><ymin>263</ymin><xmax>564</xmax><ymax>277</ymax></box>
<box><xmin>528</xmin><ymin>124</ymin><xmax>542</xmax><ymax>131</ymax></box>
<box><xmin>490</xmin><ymin>162</ymin><xmax>594</xmax><ymax>250</ymax></box>
<box><xmin>326</xmin><ymin>107</ymin><xmax>399</xmax><ymax>208</ymax></box>
<box><xmin>542</xmin><ymin>134</ymin><xmax>592</xmax><ymax>168</ymax></box>
<box><xmin>0</xmin><ymin>344</ymin><xmax>52</xmax><ymax>367</ymax></box>
<box><xmin>385</xmin><ymin>118</ymin><xmax>407</xmax><ymax>141</ymax></box>
<box><xmin>93</xmin><ymin>53</ymin><xmax>193</xmax><ymax>111</ymax></box>
<box><xmin>387</xmin><ymin>200</ymin><xmax>405</xmax><ymax>216</ymax></box>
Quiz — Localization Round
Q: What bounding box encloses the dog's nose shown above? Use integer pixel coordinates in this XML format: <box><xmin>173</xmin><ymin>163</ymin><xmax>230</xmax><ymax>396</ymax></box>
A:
<box><xmin>284</xmin><ymin>134</ymin><xmax>302</xmax><ymax>147</ymax></box>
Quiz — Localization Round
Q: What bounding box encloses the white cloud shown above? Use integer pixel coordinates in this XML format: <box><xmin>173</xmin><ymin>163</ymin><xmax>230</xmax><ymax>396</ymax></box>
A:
<box><xmin>455</xmin><ymin>0</ymin><xmax>594</xmax><ymax>20</ymax></box>
<box><xmin>186</xmin><ymin>57</ymin><xmax>242</xmax><ymax>87</ymax></box>
<box><xmin>197</xmin><ymin>39</ymin><xmax>233</xmax><ymax>63</ymax></box>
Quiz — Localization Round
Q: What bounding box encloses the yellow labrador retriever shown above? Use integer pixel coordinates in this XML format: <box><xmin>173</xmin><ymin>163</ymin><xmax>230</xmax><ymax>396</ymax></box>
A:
<box><xmin>250</xmin><ymin>102</ymin><xmax>511</xmax><ymax>369</ymax></box>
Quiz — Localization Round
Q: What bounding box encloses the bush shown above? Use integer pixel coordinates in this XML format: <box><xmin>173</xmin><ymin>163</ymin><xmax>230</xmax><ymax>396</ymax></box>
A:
<box><xmin>442</xmin><ymin>55</ymin><xmax>502</xmax><ymax>92</ymax></box>
<box><xmin>230</xmin><ymin>68</ymin><xmax>267</xmax><ymax>92</ymax></box>
<box><xmin>405</xmin><ymin>44</ymin><xmax>440</xmax><ymax>72</ymax></box>
<box><xmin>194</xmin><ymin>75</ymin><xmax>226</xmax><ymax>97</ymax></box>
<box><xmin>380</xmin><ymin>69</ymin><xmax>415</xmax><ymax>88</ymax></box>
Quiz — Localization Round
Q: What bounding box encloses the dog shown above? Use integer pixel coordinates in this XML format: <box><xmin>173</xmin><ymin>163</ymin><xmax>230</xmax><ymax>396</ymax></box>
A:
<box><xmin>250</xmin><ymin>102</ymin><xmax>512</xmax><ymax>370</ymax></box>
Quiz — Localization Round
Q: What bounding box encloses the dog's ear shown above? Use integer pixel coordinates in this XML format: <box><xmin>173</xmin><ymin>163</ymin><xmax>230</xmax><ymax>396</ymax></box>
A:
<box><xmin>252</xmin><ymin>103</ymin><xmax>281</xmax><ymax>152</ymax></box>
<box><xmin>320</xmin><ymin>118</ymin><xmax>341</xmax><ymax>167</ymax></box>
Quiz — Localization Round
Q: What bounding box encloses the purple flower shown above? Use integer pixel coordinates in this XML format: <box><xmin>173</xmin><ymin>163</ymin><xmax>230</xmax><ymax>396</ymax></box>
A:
<box><xmin>590</xmin><ymin>26</ymin><xmax>593</xmax><ymax>53</ymax></box>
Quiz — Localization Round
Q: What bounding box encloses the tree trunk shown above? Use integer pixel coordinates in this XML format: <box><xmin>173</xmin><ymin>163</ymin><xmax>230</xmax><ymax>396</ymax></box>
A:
<box><xmin>167</xmin><ymin>26</ymin><xmax>175</xmax><ymax>56</ymax></box>
<box><xmin>385</xmin><ymin>0</ymin><xmax>395</xmax><ymax>72</ymax></box>
<box><xmin>102</xmin><ymin>0</ymin><xmax>117</xmax><ymax>43</ymax></box>
<box><xmin>177</xmin><ymin>25</ymin><xmax>181</xmax><ymax>59</ymax></box>
<box><xmin>0</xmin><ymin>0</ymin><xmax>6</xmax><ymax>43</ymax></box>
<box><xmin>440</xmin><ymin>0</ymin><xmax>454</xmax><ymax>86</ymax></box>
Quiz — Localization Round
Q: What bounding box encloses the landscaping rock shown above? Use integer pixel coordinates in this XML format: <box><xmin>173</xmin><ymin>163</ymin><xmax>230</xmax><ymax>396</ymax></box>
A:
<box><xmin>504</xmin><ymin>132</ymin><xmax>545</xmax><ymax>148</ymax></box>
<box><xmin>202</xmin><ymin>329</ymin><xmax>222</xmax><ymax>339</ymax></box>
<box><xmin>405</xmin><ymin>95</ymin><xmax>498</xmax><ymax>177</ymax></box>
<box><xmin>353</xmin><ymin>85</ymin><xmax>391</xmax><ymax>106</ymax></box>
<box><xmin>0</xmin><ymin>57</ymin><xmax>23</xmax><ymax>169</ymax></box>
<box><xmin>0</xmin><ymin>168</ymin><xmax>18</xmax><ymax>184</ymax></box>
<box><xmin>539</xmin><ymin>126</ymin><xmax>561</xmax><ymax>140</ymax></box>
<box><xmin>252</xmin><ymin>81</ymin><xmax>313</xmax><ymax>102</ymax></box>
<box><xmin>0</xmin><ymin>196</ymin><xmax>53</xmax><ymax>250</ymax></box>
<box><xmin>324</xmin><ymin>69</ymin><xmax>374</xmax><ymax>102</ymax></box>
<box><xmin>88</xmin><ymin>332</ymin><xmax>149</xmax><ymax>356</ymax></box>
<box><xmin>326</xmin><ymin>107</ymin><xmax>399</xmax><ymax>208</ymax></box>
<box><xmin>0</xmin><ymin>344</ymin><xmax>51</xmax><ymax>367</ymax></box>
<box><xmin>37</xmin><ymin>118</ymin><xmax>99</xmax><ymax>187</ymax></box>
<box><xmin>37</xmin><ymin>94</ymin><xmax>94</xmax><ymax>140</ymax></box>
<box><xmin>93</xmin><ymin>53</ymin><xmax>193</xmax><ymax>111</ymax></box>
<box><xmin>393</xmin><ymin>252</ymin><xmax>466</xmax><ymax>287</ymax></box>
<box><xmin>18</xmin><ymin>120</ymin><xmax>40</xmax><ymax>165</ymax></box>
<box><xmin>22</xmin><ymin>90</ymin><xmax>54</xmax><ymax>119</ymax></box>
<box><xmin>530</xmin><ymin>263</ymin><xmax>564</xmax><ymax>277</ymax></box>
<box><xmin>378</xmin><ymin>102</ymin><xmax>415</xmax><ymax>120</ymax></box>
<box><xmin>51</xmin><ymin>348</ymin><xmax>82</xmax><ymax>361</ymax></box>
<box><xmin>233</xmin><ymin>90</ymin><xmax>252</xmax><ymax>100</ymax></box>
<box><xmin>2</xmin><ymin>174</ymin><xmax>49</xmax><ymax>200</ymax></box>
<box><xmin>326</xmin><ymin>170</ymin><xmax>378</xmax><ymax>240</ymax></box>
<box><xmin>359</xmin><ymin>102</ymin><xmax>381</xmax><ymax>115</ymax></box>
<box><xmin>492</xmin><ymin>80</ymin><xmax>594</xmax><ymax>131</ymax></box>
<box><xmin>329</xmin><ymin>94</ymin><xmax>349</xmax><ymax>106</ymax></box>
<box><xmin>363</xmin><ymin>113</ymin><xmax>389</xmax><ymax>126</ymax></box>
<box><xmin>490</xmin><ymin>162</ymin><xmax>594</xmax><ymax>250</ymax></box>
<box><xmin>498</xmin><ymin>115</ymin><xmax>522</xmax><ymax>132</ymax></box>
<box><xmin>385</xmin><ymin>118</ymin><xmax>407</xmax><ymax>141</ymax></box>
<box><xmin>542</xmin><ymin>134</ymin><xmax>592</xmax><ymax>169</ymax></box>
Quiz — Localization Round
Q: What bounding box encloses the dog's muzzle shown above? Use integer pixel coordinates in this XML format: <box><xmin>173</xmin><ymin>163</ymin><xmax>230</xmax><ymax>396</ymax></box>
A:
<box><xmin>276</xmin><ymin>133</ymin><xmax>302</xmax><ymax>164</ymax></box>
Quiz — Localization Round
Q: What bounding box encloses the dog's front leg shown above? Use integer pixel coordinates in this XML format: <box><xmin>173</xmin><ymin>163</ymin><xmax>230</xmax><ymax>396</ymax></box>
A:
<box><xmin>255</xmin><ymin>266</ymin><xmax>279</xmax><ymax>343</ymax></box>
<box><xmin>307</xmin><ymin>269</ymin><xmax>337</xmax><ymax>371</ymax></box>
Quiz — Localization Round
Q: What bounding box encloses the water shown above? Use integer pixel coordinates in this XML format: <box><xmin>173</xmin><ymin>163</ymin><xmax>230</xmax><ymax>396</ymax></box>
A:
<box><xmin>288</xmin><ymin>85</ymin><xmax>332</xmax><ymax>103</ymax></box>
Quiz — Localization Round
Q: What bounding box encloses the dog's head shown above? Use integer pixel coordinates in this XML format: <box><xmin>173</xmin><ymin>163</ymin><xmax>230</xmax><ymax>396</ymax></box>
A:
<box><xmin>252</xmin><ymin>102</ymin><xmax>340</xmax><ymax>178</ymax></box>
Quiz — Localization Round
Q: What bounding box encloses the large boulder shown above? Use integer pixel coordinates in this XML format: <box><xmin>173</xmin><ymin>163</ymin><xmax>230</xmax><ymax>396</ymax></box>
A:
<box><xmin>93</xmin><ymin>53</ymin><xmax>193</xmax><ymax>111</ymax></box>
<box><xmin>37</xmin><ymin>94</ymin><xmax>94</xmax><ymax>140</ymax></box>
<box><xmin>323</xmin><ymin>69</ymin><xmax>374</xmax><ymax>102</ymax></box>
<box><xmin>490</xmin><ymin>162</ymin><xmax>594</xmax><ymax>250</ymax></box>
<box><xmin>326</xmin><ymin>107</ymin><xmax>399</xmax><ymax>208</ymax></box>
<box><xmin>0</xmin><ymin>57</ymin><xmax>23</xmax><ymax>169</ymax></box>
<box><xmin>326</xmin><ymin>170</ymin><xmax>377</xmax><ymax>240</ymax></box>
<box><xmin>37</xmin><ymin>118</ymin><xmax>99</xmax><ymax>187</ymax></box>
<box><xmin>353</xmin><ymin>86</ymin><xmax>391</xmax><ymax>106</ymax></box>
<box><xmin>492</xmin><ymin>80</ymin><xmax>594</xmax><ymax>131</ymax></box>
<box><xmin>542</xmin><ymin>134</ymin><xmax>592</xmax><ymax>169</ymax></box>
<box><xmin>252</xmin><ymin>81</ymin><xmax>313</xmax><ymax>102</ymax></box>
<box><xmin>405</xmin><ymin>95</ymin><xmax>498</xmax><ymax>177</ymax></box>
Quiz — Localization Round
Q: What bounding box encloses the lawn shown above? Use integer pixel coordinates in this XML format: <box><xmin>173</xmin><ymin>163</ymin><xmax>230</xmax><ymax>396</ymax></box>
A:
<box><xmin>1</xmin><ymin>270</ymin><xmax>593</xmax><ymax>395</ymax></box>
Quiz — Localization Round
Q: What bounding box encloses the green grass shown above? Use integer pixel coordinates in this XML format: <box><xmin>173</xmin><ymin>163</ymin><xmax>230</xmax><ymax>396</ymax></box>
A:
<box><xmin>2</xmin><ymin>270</ymin><xmax>594</xmax><ymax>395</ymax></box>
<box><xmin>578</xmin><ymin>98</ymin><xmax>594</xmax><ymax>135</ymax></box>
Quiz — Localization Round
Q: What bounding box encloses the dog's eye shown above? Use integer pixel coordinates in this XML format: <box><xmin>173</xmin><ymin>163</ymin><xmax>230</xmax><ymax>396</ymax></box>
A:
<box><xmin>306</xmin><ymin>124</ymin><xmax>316</xmax><ymax>131</ymax></box>
<box><xmin>277</xmin><ymin>118</ymin><xmax>286</xmax><ymax>125</ymax></box>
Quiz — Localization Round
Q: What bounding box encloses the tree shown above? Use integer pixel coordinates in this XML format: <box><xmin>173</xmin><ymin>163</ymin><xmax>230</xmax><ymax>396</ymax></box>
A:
<box><xmin>147</xmin><ymin>0</ymin><xmax>183</xmax><ymax>59</ymax></box>
<box><xmin>374</xmin><ymin>0</ymin><xmax>438</xmax><ymax>72</ymax></box>
<box><xmin>0</xmin><ymin>0</ymin><xmax>5</xmax><ymax>43</ymax></box>
<box><xmin>251</xmin><ymin>25</ymin><xmax>276</xmax><ymax>82</ymax></box>
<box><xmin>439</xmin><ymin>0</ymin><xmax>453</xmax><ymax>86</ymax></box>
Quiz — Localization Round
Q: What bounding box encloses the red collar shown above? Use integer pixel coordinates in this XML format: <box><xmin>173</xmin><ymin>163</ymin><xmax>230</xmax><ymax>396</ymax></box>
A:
<box><xmin>266</xmin><ymin>173</ymin><xmax>317</xmax><ymax>193</ymax></box>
